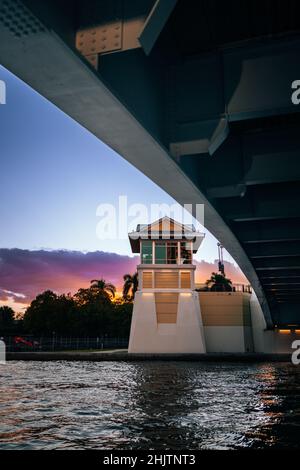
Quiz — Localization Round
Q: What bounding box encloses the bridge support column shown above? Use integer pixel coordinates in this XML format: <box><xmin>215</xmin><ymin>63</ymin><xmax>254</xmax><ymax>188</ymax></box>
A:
<box><xmin>128</xmin><ymin>291</ymin><xmax>206</xmax><ymax>354</ymax></box>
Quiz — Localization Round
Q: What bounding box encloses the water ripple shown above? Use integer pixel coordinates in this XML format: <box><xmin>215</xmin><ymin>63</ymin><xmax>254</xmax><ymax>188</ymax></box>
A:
<box><xmin>0</xmin><ymin>361</ymin><xmax>300</xmax><ymax>449</ymax></box>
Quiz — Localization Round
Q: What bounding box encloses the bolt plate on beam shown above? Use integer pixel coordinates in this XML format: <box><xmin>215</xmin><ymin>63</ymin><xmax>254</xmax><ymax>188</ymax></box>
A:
<box><xmin>76</xmin><ymin>22</ymin><xmax>122</xmax><ymax>56</ymax></box>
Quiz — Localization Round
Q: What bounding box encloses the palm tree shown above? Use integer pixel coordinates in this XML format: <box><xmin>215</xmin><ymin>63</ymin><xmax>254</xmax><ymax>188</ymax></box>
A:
<box><xmin>90</xmin><ymin>278</ymin><xmax>116</xmax><ymax>299</ymax></box>
<box><xmin>123</xmin><ymin>272</ymin><xmax>138</xmax><ymax>301</ymax></box>
<box><xmin>206</xmin><ymin>272</ymin><xmax>233</xmax><ymax>292</ymax></box>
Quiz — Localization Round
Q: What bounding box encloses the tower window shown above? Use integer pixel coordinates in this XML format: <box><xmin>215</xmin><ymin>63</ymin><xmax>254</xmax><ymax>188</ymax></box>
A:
<box><xmin>180</xmin><ymin>242</ymin><xmax>192</xmax><ymax>264</ymax></box>
<box><xmin>155</xmin><ymin>241</ymin><xmax>178</xmax><ymax>264</ymax></box>
<box><xmin>141</xmin><ymin>240</ymin><xmax>153</xmax><ymax>264</ymax></box>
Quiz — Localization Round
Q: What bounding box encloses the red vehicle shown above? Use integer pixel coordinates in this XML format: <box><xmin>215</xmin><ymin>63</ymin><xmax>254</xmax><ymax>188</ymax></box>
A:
<box><xmin>14</xmin><ymin>336</ymin><xmax>34</xmax><ymax>348</ymax></box>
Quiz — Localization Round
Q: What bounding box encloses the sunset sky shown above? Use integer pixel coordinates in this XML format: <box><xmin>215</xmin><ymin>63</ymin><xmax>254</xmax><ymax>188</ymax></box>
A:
<box><xmin>0</xmin><ymin>65</ymin><xmax>246</xmax><ymax>312</ymax></box>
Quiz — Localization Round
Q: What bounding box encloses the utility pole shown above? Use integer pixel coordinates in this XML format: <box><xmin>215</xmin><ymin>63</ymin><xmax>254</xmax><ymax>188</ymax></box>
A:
<box><xmin>217</xmin><ymin>242</ymin><xmax>225</xmax><ymax>276</ymax></box>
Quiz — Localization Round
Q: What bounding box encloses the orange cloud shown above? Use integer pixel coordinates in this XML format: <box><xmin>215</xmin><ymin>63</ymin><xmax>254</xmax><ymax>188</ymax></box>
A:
<box><xmin>0</xmin><ymin>249</ymin><xmax>247</xmax><ymax>313</ymax></box>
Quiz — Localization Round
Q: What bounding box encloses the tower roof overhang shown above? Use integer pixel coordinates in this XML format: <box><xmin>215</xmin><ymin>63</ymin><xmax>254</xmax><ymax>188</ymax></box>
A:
<box><xmin>128</xmin><ymin>216</ymin><xmax>205</xmax><ymax>253</ymax></box>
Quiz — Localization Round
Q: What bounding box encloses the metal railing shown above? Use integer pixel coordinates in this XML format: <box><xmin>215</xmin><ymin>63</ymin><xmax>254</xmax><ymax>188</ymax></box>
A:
<box><xmin>142</xmin><ymin>257</ymin><xmax>192</xmax><ymax>264</ymax></box>
<box><xmin>3</xmin><ymin>336</ymin><xmax>129</xmax><ymax>352</ymax></box>
<box><xmin>195</xmin><ymin>283</ymin><xmax>252</xmax><ymax>293</ymax></box>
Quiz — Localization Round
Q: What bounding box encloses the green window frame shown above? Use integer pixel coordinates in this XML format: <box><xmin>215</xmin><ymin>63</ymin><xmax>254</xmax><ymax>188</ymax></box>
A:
<box><xmin>141</xmin><ymin>240</ymin><xmax>153</xmax><ymax>264</ymax></box>
<box><xmin>155</xmin><ymin>242</ymin><xmax>166</xmax><ymax>264</ymax></box>
<box><xmin>155</xmin><ymin>241</ymin><xmax>178</xmax><ymax>264</ymax></box>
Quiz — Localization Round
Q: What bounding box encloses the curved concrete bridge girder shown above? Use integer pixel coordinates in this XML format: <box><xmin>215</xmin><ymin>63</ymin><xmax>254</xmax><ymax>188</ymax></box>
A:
<box><xmin>1</xmin><ymin>0</ymin><xmax>300</xmax><ymax>326</ymax></box>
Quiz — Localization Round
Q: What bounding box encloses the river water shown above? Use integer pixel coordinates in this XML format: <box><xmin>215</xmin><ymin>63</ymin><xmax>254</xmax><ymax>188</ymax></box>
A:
<box><xmin>0</xmin><ymin>361</ymin><xmax>300</xmax><ymax>450</ymax></box>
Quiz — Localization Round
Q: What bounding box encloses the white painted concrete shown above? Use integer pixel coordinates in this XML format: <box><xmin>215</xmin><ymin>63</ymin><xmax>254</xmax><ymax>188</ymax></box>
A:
<box><xmin>204</xmin><ymin>326</ymin><xmax>254</xmax><ymax>353</ymax></box>
<box><xmin>250</xmin><ymin>291</ymin><xmax>267</xmax><ymax>352</ymax></box>
<box><xmin>0</xmin><ymin>340</ymin><xmax>6</xmax><ymax>364</ymax></box>
<box><xmin>129</xmin><ymin>289</ymin><xmax>296</xmax><ymax>356</ymax></box>
<box><xmin>250</xmin><ymin>292</ymin><xmax>297</xmax><ymax>354</ymax></box>
<box><xmin>128</xmin><ymin>291</ymin><xmax>206</xmax><ymax>354</ymax></box>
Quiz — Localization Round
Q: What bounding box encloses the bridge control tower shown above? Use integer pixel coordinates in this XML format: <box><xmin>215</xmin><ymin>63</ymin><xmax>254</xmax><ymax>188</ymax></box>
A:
<box><xmin>128</xmin><ymin>217</ymin><xmax>206</xmax><ymax>354</ymax></box>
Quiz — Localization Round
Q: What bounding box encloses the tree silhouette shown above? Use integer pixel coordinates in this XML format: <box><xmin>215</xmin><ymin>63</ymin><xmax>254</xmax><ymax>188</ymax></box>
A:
<box><xmin>123</xmin><ymin>272</ymin><xmax>138</xmax><ymax>301</ymax></box>
<box><xmin>0</xmin><ymin>306</ymin><xmax>15</xmax><ymax>329</ymax></box>
<box><xmin>23</xmin><ymin>290</ymin><xmax>76</xmax><ymax>335</ymax></box>
<box><xmin>19</xmin><ymin>278</ymin><xmax>133</xmax><ymax>337</ymax></box>
<box><xmin>90</xmin><ymin>279</ymin><xmax>116</xmax><ymax>299</ymax></box>
<box><xmin>206</xmin><ymin>272</ymin><xmax>233</xmax><ymax>292</ymax></box>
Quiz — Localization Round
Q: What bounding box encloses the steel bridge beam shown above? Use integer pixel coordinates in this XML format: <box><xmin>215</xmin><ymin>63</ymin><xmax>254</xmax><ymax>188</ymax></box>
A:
<box><xmin>2</xmin><ymin>0</ymin><xmax>300</xmax><ymax>326</ymax></box>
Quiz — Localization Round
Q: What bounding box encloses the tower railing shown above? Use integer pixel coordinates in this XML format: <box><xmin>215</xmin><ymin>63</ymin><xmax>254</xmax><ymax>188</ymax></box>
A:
<box><xmin>195</xmin><ymin>283</ymin><xmax>252</xmax><ymax>293</ymax></box>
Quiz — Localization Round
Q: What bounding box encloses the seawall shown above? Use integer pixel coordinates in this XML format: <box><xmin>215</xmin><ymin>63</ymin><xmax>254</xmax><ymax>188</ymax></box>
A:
<box><xmin>6</xmin><ymin>351</ymin><xmax>292</xmax><ymax>362</ymax></box>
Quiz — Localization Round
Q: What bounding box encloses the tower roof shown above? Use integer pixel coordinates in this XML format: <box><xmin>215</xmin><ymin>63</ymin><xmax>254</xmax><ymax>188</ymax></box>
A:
<box><xmin>128</xmin><ymin>216</ymin><xmax>205</xmax><ymax>253</ymax></box>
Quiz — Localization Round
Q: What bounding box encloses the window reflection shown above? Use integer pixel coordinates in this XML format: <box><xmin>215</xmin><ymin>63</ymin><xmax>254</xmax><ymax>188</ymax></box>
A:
<box><xmin>155</xmin><ymin>241</ymin><xmax>178</xmax><ymax>264</ymax></box>
<box><xmin>180</xmin><ymin>242</ymin><xmax>192</xmax><ymax>264</ymax></box>
<box><xmin>141</xmin><ymin>240</ymin><xmax>152</xmax><ymax>264</ymax></box>
<box><xmin>141</xmin><ymin>241</ymin><xmax>193</xmax><ymax>264</ymax></box>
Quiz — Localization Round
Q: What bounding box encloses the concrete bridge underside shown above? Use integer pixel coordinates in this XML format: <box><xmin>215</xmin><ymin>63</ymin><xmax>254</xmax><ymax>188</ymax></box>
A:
<box><xmin>1</xmin><ymin>0</ymin><xmax>300</xmax><ymax>328</ymax></box>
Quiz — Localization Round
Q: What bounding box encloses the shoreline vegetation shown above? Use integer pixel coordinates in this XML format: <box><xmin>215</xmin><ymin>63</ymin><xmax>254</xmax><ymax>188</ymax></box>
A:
<box><xmin>0</xmin><ymin>271</ymin><xmax>234</xmax><ymax>347</ymax></box>
<box><xmin>0</xmin><ymin>275</ymin><xmax>137</xmax><ymax>339</ymax></box>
